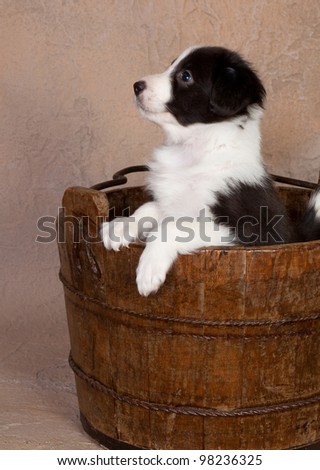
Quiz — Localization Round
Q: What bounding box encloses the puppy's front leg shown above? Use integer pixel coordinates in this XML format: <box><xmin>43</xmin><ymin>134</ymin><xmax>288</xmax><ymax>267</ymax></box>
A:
<box><xmin>136</xmin><ymin>238</ymin><xmax>177</xmax><ymax>296</ymax></box>
<box><xmin>100</xmin><ymin>201</ymin><xmax>160</xmax><ymax>251</ymax></box>
<box><xmin>136</xmin><ymin>217</ymin><xmax>232</xmax><ymax>296</ymax></box>
<box><xmin>136</xmin><ymin>218</ymin><xmax>182</xmax><ymax>296</ymax></box>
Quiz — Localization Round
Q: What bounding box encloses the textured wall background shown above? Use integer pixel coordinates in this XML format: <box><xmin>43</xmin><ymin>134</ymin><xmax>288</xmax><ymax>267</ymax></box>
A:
<box><xmin>0</xmin><ymin>0</ymin><xmax>319</xmax><ymax>448</ymax></box>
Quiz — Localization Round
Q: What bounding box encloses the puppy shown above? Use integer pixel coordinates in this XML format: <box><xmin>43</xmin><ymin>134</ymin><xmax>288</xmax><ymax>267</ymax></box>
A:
<box><xmin>101</xmin><ymin>46</ymin><xmax>320</xmax><ymax>296</ymax></box>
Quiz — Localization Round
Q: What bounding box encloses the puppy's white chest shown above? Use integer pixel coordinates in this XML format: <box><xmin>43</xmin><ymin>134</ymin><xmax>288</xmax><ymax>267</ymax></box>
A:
<box><xmin>148</xmin><ymin>146</ymin><xmax>214</xmax><ymax>217</ymax></box>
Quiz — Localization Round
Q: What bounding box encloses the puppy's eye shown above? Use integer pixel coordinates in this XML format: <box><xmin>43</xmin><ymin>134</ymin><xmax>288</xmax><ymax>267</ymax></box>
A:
<box><xmin>180</xmin><ymin>70</ymin><xmax>193</xmax><ymax>83</ymax></box>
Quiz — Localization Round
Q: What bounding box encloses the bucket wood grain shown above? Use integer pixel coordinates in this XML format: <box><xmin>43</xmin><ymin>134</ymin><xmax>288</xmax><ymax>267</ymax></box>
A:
<box><xmin>58</xmin><ymin>185</ymin><xmax>320</xmax><ymax>449</ymax></box>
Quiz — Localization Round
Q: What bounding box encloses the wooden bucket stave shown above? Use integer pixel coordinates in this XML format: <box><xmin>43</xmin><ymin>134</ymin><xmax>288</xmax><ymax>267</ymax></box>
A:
<box><xmin>58</xmin><ymin>185</ymin><xmax>320</xmax><ymax>449</ymax></box>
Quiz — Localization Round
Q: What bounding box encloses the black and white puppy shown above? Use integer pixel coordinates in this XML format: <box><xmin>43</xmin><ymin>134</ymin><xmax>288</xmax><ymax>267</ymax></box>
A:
<box><xmin>101</xmin><ymin>46</ymin><xmax>320</xmax><ymax>296</ymax></box>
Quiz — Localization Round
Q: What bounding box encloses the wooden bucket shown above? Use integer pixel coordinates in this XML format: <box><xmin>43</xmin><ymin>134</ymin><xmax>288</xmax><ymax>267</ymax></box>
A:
<box><xmin>58</xmin><ymin>182</ymin><xmax>320</xmax><ymax>449</ymax></box>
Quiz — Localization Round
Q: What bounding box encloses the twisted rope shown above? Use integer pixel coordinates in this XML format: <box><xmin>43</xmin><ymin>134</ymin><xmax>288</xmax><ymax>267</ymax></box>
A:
<box><xmin>59</xmin><ymin>271</ymin><xmax>320</xmax><ymax>328</ymax></box>
<box><xmin>69</xmin><ymin>354</ymin><xmax>320</xmax><ymax>418</ymax></box>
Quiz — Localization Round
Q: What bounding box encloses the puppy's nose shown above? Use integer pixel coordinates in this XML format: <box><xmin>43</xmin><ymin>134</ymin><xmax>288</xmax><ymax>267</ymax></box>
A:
<box><xmin>133</xmin><ymin>80</ymin><xmax>146</xmax><ymax>96</ymax></box>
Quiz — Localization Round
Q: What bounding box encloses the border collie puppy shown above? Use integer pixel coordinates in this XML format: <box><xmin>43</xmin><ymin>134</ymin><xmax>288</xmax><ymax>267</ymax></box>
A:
<box><xmin>101</xmin><ymin>46</ymin><xmax>320</xmax><ymax>296</ymax></box>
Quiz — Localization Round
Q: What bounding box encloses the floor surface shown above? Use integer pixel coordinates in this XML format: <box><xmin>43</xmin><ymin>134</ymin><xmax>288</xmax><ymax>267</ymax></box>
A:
<box><xmin>0</xmin><ymin>296</ymin><xmax>100</xmax><ymax>450</ymax></box>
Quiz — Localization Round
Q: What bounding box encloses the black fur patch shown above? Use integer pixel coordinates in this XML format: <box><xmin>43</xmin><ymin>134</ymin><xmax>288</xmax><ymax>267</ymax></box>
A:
<box><xmin>211</xmin><ymin>178</ymin><xmax>295</xmax><ymax>246</ymax></box>
<box><xmin>167</xmin><ymin>47</ymin><xmax>266</xmax><ymax>126</ymax></box>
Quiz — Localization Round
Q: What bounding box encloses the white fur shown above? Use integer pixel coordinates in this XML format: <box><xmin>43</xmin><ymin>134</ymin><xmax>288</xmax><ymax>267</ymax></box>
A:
<box><xmin>309</xmin><ymin>189</ymin><xmax>320</xmax><ymax>221</ymax></box>
<box><xmin>101</xmin><ymin>48</ymin><xmax>268</xmax><ymax>296</ymax></box>
<box><xmin>101</xmin><ymin>106</ymin><xmax>266</xmax><ymax>295</ymax></box>
<box><xmin>147</xmin><ymin>107</ymin><xmax>265</xmax><ymax>217</ymax></box>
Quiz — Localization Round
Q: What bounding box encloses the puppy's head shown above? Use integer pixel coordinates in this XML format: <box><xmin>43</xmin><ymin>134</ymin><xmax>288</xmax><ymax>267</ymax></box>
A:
<box><xmin>133</xmin><ymin>46</ymin><xmax>265</xmax><ymax>127</ymax></box>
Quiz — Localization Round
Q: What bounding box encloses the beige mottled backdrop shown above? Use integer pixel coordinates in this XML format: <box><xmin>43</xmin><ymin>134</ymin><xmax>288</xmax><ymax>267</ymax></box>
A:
<box><xmin>0</xmin><ymin>0</ymin><xmax>319</xmax><ymax>448</ymax></box>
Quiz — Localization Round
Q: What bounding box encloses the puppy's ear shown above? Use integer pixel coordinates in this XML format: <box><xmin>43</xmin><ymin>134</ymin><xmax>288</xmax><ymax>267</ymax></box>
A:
<box><xmin>210</xmin><ymin>64</ymin><xmax>265</xmax><ymax>118</ymax></box>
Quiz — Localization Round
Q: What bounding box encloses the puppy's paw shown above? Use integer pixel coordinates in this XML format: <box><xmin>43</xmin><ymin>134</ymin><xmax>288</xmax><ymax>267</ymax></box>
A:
<box><xmin>136</xmin><ymin>246</ymin><xmax>175</xmax><ymax>296</ymax></box>
<box><xmin>100</xmin><ymin>218</ymin><xmax>136</xmax><ymax>251</ymax></box>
